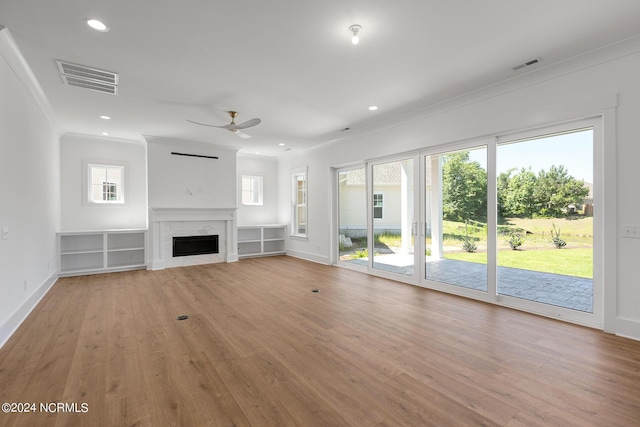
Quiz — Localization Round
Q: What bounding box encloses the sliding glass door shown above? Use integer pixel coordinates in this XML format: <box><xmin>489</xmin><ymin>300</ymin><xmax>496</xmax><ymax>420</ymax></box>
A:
<box><xmin>333</xmin><ymin>117</ymin><xmax>601</xmax><ymax>326</ymax></box>
<box><xmin>336</xmin><ymin>166</ymin><xmax>368</xmax><ymax>271</ymax></box>
<box><xmin>371</xmin><ymin>158</ymin><xmax>416</xmax><ymax>277</ymax></box>
<box><xmin>424</xmin><ymin>146</ymin><xmax>488</xmax><ymax>292</ymax></box>
<box><xmin>496</xmin><ymin>126</ymin><xmax>596</xmax><ymax>314</ymax></box>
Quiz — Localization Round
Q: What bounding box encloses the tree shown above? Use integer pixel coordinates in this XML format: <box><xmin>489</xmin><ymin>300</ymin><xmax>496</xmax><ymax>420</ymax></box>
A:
<box><xmin>498</xmin><ymin>168</ymin><xmax>537</xmax><ymax>218</ymax></box>
<box><xmin>442</xmin><ymin>152</ymin><xmax>487</xmax><ymax>222</ymax></box>
<box><xmin>532</xmin><ymin>165</ymin><xmax>590</xmax><ymax>217</ymax></box>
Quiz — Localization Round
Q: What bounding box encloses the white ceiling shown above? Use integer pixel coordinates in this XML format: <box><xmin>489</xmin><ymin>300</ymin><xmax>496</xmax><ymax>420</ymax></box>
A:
<box><xmin>2</xmin><ymin>0</ymin><xmax>640</xmax><ymax>156</ymax></box>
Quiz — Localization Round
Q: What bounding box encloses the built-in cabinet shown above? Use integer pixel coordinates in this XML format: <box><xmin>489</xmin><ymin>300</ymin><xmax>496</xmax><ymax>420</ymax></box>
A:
<box><xmin>58</xmin><ymin>229</ymin><xmax>147</xmax><ymax>276</ymax></box>
<box><xmin>237</xmin><ymin>225</ymin><xmax>286</xmax><ymax>258</ymax></box>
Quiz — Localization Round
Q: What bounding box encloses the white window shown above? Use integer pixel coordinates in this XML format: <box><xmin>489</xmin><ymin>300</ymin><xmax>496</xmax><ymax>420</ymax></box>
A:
<box><xmin>88</xmin><ymin>163</ymin><xmax>124</xmax><ymax>204</ymax></box>
<box><xmin>373</xmin><ymin>192</ymin><xmax>384</xmax><ymax>219</ymax></box>
<box><xmin>291</xmin><ymin>167</ymin><xmax>307</xmax><ymax>237</ymax></box>
<box><xmin>241</xmin><ymin>175</ymin><xmax>263</xmax><ymax>205</ymax></box>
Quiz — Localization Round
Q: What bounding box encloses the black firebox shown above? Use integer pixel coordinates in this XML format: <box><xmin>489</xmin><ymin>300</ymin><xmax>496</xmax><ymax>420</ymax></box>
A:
<box><xmin>173</xmin><ymin>235</ymin><xmax>219</xmax><ymax>257</ymax></box>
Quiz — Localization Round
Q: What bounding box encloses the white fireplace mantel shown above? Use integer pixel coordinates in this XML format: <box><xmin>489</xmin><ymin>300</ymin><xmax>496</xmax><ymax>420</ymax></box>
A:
<box><xmin>148</xmin><ymin>207</ymin><xmax>238</xmax><ymax>270</ymax></box>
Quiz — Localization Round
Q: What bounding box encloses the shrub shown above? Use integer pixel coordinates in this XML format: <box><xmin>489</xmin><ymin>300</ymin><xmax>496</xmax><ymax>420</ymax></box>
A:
<box><xmin>352</xmin><ymin>248</ymin><xmax>368</xmax><ymax>259</ymax></box>
<box><xmin>460</xmin><ymin>221</ymin><xmax>478</xmax><ymax>253</ymax></box>
<box><xmin>508</xmin><ymin>232</ymin><xmax>525</xmax><ymax>250</ymax></box>
<box><xmin>462</xmin><ymin>239</ymin><xmax>477</xmax><ymax>253</ymax></box>
<box><xmin>551</xmin><ymin>223</ymin><xmax>567</xmax><ymax>249</ymax></box>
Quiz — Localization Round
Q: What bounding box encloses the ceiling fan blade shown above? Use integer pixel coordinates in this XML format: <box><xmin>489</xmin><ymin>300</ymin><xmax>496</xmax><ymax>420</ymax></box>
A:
<box><xmin>232</xmin><ymin>129</ymin><xmax>252</xmax><ymax>139</ymax></box>
<box><xmin>186</xmin><ymin>119</ymin><xmax>228</xmax><ymax>128</ymax></box>
<box><xmin>232</xmin><ymin>118</ymin><xmax>261</xmax><ymax>130</ymax></box>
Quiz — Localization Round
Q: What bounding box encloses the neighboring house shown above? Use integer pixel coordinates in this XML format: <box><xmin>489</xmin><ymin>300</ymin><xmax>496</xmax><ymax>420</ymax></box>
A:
<box><xmin>338</xmin><ymin>162</ymin><xmax>412</xmax><ymax>237</ymax></box>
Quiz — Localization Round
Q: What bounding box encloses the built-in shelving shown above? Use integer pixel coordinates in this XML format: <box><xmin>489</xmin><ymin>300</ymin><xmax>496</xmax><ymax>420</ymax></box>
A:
<box><xmin>237</xmin><ymin>225</ymin><xmax>286</xmax><ymax>258</ymax></box>
<box><xmin>58</xmin><ymin>229</ymin><xmax>147</xmax><ymax>276</ymax></box>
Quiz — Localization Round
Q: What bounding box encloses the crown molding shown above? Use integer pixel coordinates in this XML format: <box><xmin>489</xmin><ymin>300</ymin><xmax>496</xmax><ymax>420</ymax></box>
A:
<box><xmin>0</xmin><ymin>27</ymin><xmax>58</xmax><ymax>131</ymax></box>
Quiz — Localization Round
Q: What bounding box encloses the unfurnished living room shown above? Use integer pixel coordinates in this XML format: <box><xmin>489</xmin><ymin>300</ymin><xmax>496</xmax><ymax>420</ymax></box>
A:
<box><xmin>2</xmin><ymin>1</ymin><xmax>640</xmax><ymax>426</ymax></box>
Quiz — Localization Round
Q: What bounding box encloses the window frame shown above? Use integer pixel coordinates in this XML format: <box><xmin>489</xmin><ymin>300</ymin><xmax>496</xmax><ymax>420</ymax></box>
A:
<box><xmin>82</xmin><ymin>159</ymin><xmax>127</xmax><ymax>206</ymax></box>
<box><xmin>241</xmin><ymin>175</ymin><xmax>264</xmax><ymax>206</ymax></box>
<box><xmin>373</xmin><ymin>191</ymin><xmax>384</xmax><ymax>219</ymax></box>
<box><xmin>291</xmin><ymin>166</ymin><xmax>308</xmax><ymax>238</ymax></box>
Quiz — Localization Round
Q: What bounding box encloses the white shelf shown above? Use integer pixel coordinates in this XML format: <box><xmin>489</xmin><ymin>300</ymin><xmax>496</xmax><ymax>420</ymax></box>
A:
<box><xmin>58</xmin><ymin>229</ymin><xmax>147</xmax><ymax>276</ymax></box>
<box><xmin>237</xmin><ymin>225</ymin><xmax>286</xmax><ymax>258</ymax></box>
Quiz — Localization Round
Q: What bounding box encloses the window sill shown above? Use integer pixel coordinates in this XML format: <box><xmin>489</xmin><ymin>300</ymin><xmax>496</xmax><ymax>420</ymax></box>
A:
<box><xmin>289</xmin><ymin>234</ymin><xmax>308</xmax><ymax>241</ymax></box>
<box><xmin>85</xmin><ymin>202</ymin><xmax>126</xmax><ymax>207</ymax></box>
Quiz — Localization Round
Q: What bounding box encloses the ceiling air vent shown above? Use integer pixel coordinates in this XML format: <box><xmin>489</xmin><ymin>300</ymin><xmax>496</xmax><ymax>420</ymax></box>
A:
<box><xmin>56</xmin><ymin>60</ymin><xmax>119</xmax><ymax>95</ymax></box>
<box><xmin>512</xmin><ymin>57</ymin><xmax>542</xmax><ymax>71</ymax></box>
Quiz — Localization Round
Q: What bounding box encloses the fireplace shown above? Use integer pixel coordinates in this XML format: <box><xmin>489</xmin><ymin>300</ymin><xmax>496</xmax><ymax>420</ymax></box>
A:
<box><xmin>148</xmin><ymin>207</ymin><xmax>238</xmax><ymax>270</ymax></box>
<box><xmin>173</xmin><ymin>235</ymin><xmax>219</xmax><ymax>257</ymax></box>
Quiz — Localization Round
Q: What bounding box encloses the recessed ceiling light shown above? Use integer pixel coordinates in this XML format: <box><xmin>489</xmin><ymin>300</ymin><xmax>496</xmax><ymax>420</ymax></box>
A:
<box><xmin>368</xmin><ymin>105</ymin><xmax>378</xmax><ymax>111</ymax></box>
<box><xmin>278</xmin><ymin>143</ymin><xmax>285</xmax><ymax>146</ymax></box>
<box><xmin>100</xmin><ymin>115</ymin><xmax>111</xmax><ymax>120</ymax></box>
<box><xmin>102</xmin><ymin>132</ymin><xmax>109</xmax><ymax>136</ymax></box>
<box><xmin>85</xmin><ymin>18</ymin><xmax>109</xmax><ymax>32</ymax></box>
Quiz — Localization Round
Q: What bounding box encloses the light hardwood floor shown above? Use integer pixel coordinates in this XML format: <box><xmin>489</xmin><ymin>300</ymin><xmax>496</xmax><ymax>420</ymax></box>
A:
<box><xmin>1</xmin><ymin>256</ymin><xmax>639</xmax><ymax>426</ymax></box>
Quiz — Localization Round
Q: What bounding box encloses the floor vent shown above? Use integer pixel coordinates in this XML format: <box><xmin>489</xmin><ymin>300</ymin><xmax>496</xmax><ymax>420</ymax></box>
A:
<box><xmin>56</xmin><ymin>60</ymin><xmax>118</xmax><ymax>95</ymax></box>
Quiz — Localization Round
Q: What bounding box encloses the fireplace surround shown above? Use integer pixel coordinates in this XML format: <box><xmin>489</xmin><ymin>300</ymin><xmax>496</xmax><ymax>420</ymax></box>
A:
<box><xmin>148</xmin><ymin>207</ymin><xmax>237</xmax><ymax>270</ymax></box>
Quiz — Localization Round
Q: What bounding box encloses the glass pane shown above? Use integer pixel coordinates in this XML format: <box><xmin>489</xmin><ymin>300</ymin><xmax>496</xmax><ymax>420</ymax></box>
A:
<box><xmin>89</xmin><ymin>165</ymin><xmax>123</xmax><ymax>203</ymax></box>
<box><xmin>372</xmin><ymin>159</ymin><xmax>414</xmax><ymax>276</ymax></box>
<box><xmin>106</xmin><ymin>166</ymin><xmax>122</xmax><ymax>184</ymax></box>
<box><xmin>241</xmin><ymin>177</ymin><xmax>251</xmax><ymax>204</ymax></box>
<box><xmin>297</xmin><ymin>206</ymin><xmax>306</xmax><ymax>234</ymax></box>
<box><xmin>292</xmin><ymin>173</ymin><xmax>307</xmax><ymax>236</ymax></box>
<box><xmin>90</xmin><ymin>165</ymin><xmax>105</xmax><ymax>185</ymax></box>
<box><xmin>242</xmin><ymin>176</ymin><xmax>262</xmax><ymax>205</ymax></box>
<box><xmin>337</xmin><ymin>168</ymin><xmax>368</xmax><ymax>268</ymax></box>
<box><xmin>425</xmin><ymin>147</ymin><xmax>488</xmax><ymax>291</ymax></box>
<box><xmin>497</xmin><ymin>129</ymin><xmax>593</xmax><ymax>312</ymax></box>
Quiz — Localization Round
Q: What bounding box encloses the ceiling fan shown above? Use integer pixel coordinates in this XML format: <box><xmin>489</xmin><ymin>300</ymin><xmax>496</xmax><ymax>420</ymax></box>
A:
<box><xmin>187</xmin><ymin>111</ymin><xmax>261</xmax><ymax>139</ymax></box>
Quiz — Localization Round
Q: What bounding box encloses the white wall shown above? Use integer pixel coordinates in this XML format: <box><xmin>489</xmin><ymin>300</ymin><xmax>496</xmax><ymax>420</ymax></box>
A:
<box><xmin>278</xmin><ymin>37</ymin><xmax>640</xmax><ymax>340</ymax></box>
<box><xmin>60</xmin><ymin>133</ymin><xmax>147</xmax><ymax>231</ymax></box>
<box><xmin>237</xmin><ymin>154</ymin><xmax>278</xmax><ymax>225</ymax></box>
<box><xmin>278</xmin><ymin>155</ymin><xmax>331</xmax><ymax>264</ymax></box>
<box><xmin>147</xmin><ymin>136</ymin><xmax>238</xmax><ymax>209</ymax></box>
<box><xmin>0</xmin><ymin>28</ymin><xmax>60</xmax><ymax>346</ymax></box>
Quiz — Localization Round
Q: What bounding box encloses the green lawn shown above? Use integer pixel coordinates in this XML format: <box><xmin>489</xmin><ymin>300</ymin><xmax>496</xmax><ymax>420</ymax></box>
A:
<box><xmin>445</xmin><ymin>248</ymin><xmax>593</xmax><ymax>279</ymax></box>
<box><xmin>503</xmin><ymin>216</ymin><xmax>593</xmax><ymax>236</ymax></box>
<box><xmin>352</xmin><ymin>218</ymin><xmax>593</xmax><ymax>278</ymax></box>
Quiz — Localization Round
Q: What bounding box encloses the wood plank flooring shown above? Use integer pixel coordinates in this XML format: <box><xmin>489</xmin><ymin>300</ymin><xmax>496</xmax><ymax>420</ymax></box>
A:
<box><xmin>1</xmin><ymin>256</ymin><xmax>639</xmax><ymax>426</ymax></box>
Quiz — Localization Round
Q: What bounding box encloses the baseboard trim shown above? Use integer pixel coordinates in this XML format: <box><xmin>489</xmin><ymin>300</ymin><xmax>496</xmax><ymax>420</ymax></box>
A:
<box><xmin>0</xmin><ymin>273</ymin><xmax>58</xmax><ymax>349</ymax></box>
<box><xmin>285</xmin><ymin>249</ymin><xmax>330</xmax><ymax>265</ymax></box>
<box><xmin>615</xmin><ymin>317</ymin><xmax>640</xmax><ymax>342</ymax></box>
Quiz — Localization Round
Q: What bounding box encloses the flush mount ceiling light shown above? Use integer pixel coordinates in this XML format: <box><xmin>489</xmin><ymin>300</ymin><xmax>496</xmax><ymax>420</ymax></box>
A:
<box><xmin>85</xmin><ymin>18</ymin><xmax>109</xmax><ymax>32</ymax></box>
<box><xmin>349</xmin><ymin>24</ymin><xmax>362</xmax><ymax>45</ymax></box>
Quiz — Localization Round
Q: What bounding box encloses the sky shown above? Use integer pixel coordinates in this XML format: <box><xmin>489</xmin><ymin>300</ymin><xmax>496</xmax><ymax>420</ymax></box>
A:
<box><xmin>467</xmin><ymin>129</ymin><xmax>593</xmax><ymax>183</ymax></box>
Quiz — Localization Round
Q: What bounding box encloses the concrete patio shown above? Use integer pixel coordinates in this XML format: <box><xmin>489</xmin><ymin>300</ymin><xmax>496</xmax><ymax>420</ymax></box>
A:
<box><xmin>345</xmin><ymin>256</ymin><xmax>593</xmax><ymax>313</ymax></box>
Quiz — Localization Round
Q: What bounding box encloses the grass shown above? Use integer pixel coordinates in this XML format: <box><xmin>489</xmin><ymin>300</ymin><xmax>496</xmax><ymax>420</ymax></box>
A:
<box><xmin>374</xmin><ymin>233</ymin><xmax>404</xmax><ymax>248</ymax></box>
<box><xmin>503</xmin><ymin>216</ymin><xmax>593</xmax><ymax>236</ymax></box>
<box><xmin>445</xmin><ymin>248</ymin><xmax>593</xmax><ymax>278</ymax></box>
<box><xmin>344</xmin><ymin>217</ymin><xmax>594</xmax><ymax>278</ymax></box>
